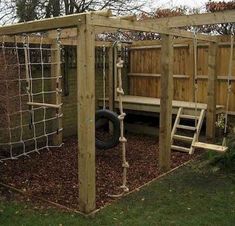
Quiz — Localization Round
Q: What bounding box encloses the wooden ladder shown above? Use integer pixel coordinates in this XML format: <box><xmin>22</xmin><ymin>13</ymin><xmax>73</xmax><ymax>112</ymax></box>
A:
<box><xmin>171</xmin><ymin>107</ymin><xmax>206</xmax><ymax>154</ymax></box>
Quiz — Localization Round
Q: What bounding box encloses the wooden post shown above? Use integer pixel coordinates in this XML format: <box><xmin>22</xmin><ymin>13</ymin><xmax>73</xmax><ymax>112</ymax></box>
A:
<box><xmin>206</xmin><ymin>42</ymin><xmax>218</xmax><ymax>142</ymax></box>
<box><xmin>77</xmin><ymin>15</ymin><xmax>96</xmax><ymax>213</ymax></box>
<box><xmin>108</xmin><ymin>46</ymin><xmax>114</xmax><ymax>112</ymax></box>
<box><xmin>159</xmin><ymin>34</ymin><xmax>174</xmax><ymax>172</ymax></box>
<box><xmin>51</xmin><ymin>42</ymin><xmax>62</xmax><ymax>145</ymax></box>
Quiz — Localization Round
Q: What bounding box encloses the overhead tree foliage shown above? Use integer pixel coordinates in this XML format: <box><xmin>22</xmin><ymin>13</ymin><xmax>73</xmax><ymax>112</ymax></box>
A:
<box><xmin>137</xmin><ymin>1</ymin><xmax>235</xmax><ymax>38</ymax></box>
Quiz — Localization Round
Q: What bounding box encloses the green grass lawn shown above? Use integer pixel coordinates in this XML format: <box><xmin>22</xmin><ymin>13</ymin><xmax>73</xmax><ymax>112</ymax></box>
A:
<box><xmin>0</xmin><ymin>160</ymin><xmax>235</xmax><ymax>226</ymax></box>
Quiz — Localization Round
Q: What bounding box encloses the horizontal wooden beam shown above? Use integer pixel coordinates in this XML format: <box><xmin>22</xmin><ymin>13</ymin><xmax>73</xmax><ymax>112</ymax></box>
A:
<box><xmin>91</xmin><ymin>15</ymin><xmax>217</xmax><ymax>42</ymax></box>
<box><xmin>152</xmin><ymin>10</ymin><xmax>235</xmax><ymax>28</ymax></box>
<box><xmin>0</xmin><ymin>34</ymin><xmax>113</xmax><ymax>47</ymax></box>
<box><xmin>47</xmin><ymin>27</ymin><xmax>116</xmax><ymax>39</ymax></box>
<box><xmin>0</xmin><ymin>10</ymin><xmax>111</xmax><ymax>35</ymax></box>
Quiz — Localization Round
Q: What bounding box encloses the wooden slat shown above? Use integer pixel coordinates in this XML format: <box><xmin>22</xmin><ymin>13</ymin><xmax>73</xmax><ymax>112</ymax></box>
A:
<box><xmin>77</xmin><ymin>15</ymin><xmax>96</xmax><ymax>213</ymax></box>
<box><xmin>151</xmin><ymin>10</ymin><xmax>235</xmax><ymax>28</ymax></box>
<box><xmin>0</xmin><ymin>10</ymin><xmax>111</xmax><ymax>35</ymax></box>
<box><xmin>173</xmin><ymin>135</ymin><xmax>193</xmax><ymax>142</ymax></box>
<box><xmin>176</xmin><ymin>125</ymin><xmax>196</xmax><ymax>131</ymax></box>
<box><xmin>27</xmin><ymin>102</ymin><xmax>61</xmax><ymax>109</ymax></box>
<box><xmin>91</xmin><ymin>14</ymin><xmax>217</xmax><ymax>42</ymax></box>
<box><xmin>171</xmin><ymin>145</ymin><xmax>190</xmax><ymax>153</ymax></box>
<box><xmin>159</xmin><ymin>34</ymin><xmax>173</xmax><ymax>172</ymax></box>
<box><xmin>192</xmin><ymin>142</ymin><xmax>228</xmax><ymax>153</ymax></box>
<box><xmin>180</xmin><ymin>114</ymin><xmax>199</xmax><ymax>119</ymax></box>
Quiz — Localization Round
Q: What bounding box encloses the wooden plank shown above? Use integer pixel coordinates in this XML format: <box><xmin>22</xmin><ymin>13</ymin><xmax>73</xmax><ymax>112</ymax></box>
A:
<box><xmin>0</xmin><ymin>10</ymin><xmax>111</xmax><ymax>35</ymax></box>
<box><xmin>77</xmin><ymin>15</ymin><xmax>96</xmax><ymax>213</ymax></box>
<box><xmin>159</xmin><ymin>34</ymin><xmax>173</xmax><ymax>172</ymax></box>
<box><xmin>173</xmin><ymin>135</ymin><xmax>193</xmax><ymax>142</ymax></box>
<box><xmin>176</xmin><ymin>125</ymin><xmax>196</xmax><ymax>131</ymax></box>
<box><xmin>192</xmin><ymin>142</ymin><xmax>228</xmax><ymax>152</ymax></box>
<box><xmin>27</xmin><ymin>102</ymin><xmax>61</xmax><ymax>109</ymax></box>
<box><xmin>206</xmin><ymin>42</ymin><xmax>218</xmax><ymax>141</ymax></box>
<box><xmin>152</xmin><ymin>10</ymin><xmax>235</xmax><ymax>28</ymax></box>
<box><xmin>180</xmin><ymin>114</ymin><xmax>199</xmax><ymax>120</ymax></box>
<box><xmin>91</xmin><ymin>14</ymin><xmax>217</xmax><ymax>42</ymax></box>
<box><xmin>171</xmin><ymin>145</ymin><xmax>190</xmax><ymax>153</ymax></box>
<box><xmin>0</xmin><ymin>34</ymin><xmax>115</xmax><ymax>47</ymax></box>
<box><xmin>51</xmin><ymin>42</ymin><xmax>62</xmax><ymax>146</ymax></box>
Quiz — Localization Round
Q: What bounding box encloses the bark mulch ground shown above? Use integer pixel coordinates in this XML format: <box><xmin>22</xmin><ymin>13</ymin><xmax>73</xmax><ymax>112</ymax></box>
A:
<box><xmin>0</xmin><ymin>134</ymin><xmax>200</xmax><ymax>210</ymax></box>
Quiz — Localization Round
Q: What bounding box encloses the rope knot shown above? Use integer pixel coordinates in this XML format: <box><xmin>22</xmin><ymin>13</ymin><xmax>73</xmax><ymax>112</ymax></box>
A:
<box><xmin>119</xmin><ymin>137</ymin><xmax>127</xmax><ymax>143</ymax></box>
<box><xmin>118</xmin><ymin>113</ymin><xmax>126</xmax><ymax>120</ymax></box>
<box><xmin>116</xmin><ymin>88</ymin><xmax>124</xmax><ymax>95</ymax></box>
<box><xmin>116</xmin><ymin>60</ymin><xmax>124</xmax><ymax>68</ymax></box>
<box><xmin>122</xmin><ymin>161</ymin><xmax>129</xmax><ymax>168</ymax></box>
<box><xmin>120</xmin><ymin>185</ymin><xmax>129</xmax><ymax>192</ymax></box>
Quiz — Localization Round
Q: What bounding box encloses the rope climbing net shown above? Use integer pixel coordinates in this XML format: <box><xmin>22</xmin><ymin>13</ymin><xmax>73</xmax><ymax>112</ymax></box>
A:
<box><xmin>0</xmin><ymin>31</ymin><xmax>63</xmax><ymax>162</ymax></box>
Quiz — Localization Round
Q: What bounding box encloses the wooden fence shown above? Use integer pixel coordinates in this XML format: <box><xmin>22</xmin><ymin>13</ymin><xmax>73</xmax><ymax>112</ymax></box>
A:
<box><xmin>128</xmin><ymin>36</ymin><xmax>235</xmax><ymax>114</ymax></box>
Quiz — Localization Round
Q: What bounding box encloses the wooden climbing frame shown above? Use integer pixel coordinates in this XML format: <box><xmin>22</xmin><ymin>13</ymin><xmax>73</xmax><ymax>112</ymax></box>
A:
<box><xmin>0</xmin><ymin>9</ymin><xmax>234</xmax><ymax>214</ymax></box>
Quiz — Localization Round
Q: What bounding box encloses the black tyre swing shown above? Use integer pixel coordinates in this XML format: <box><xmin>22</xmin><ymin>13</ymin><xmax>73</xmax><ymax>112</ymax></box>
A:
<box><xmin>95</xmin><ymin>109</ymin><xmax>120</xmax><ymax>150</ymax></box>
<box><xmin>95</xmin><ymin>45</ymin><xmax>120</xmax><ymax>150</ymax></box>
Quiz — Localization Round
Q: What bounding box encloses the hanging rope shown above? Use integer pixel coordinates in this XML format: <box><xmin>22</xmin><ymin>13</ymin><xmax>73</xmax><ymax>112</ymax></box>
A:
<box><xmin>222</xmin><ymin>33</ymin><xmax>234</xmax><ymax>146</ymax></box>
<box><xmin>102</xmin><ymin>45</ymin><xmax>106</xmax><ymax>109</ymax></box>
<box><xmin>109</xmin><ymin>42</ymin><xmax>129</xmax><ymax>197</ymax></box>
<box><xmin>193</xmin><ymin>28</ymin><xmax>199</xmax><ymax>129</ymax></box>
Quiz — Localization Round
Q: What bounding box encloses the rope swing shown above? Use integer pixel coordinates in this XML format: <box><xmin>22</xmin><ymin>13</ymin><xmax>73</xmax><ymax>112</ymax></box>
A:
<box><xmin>191</xmin><ymin>28</ymin><xmax>229</xmax><ymax>153</ymax></box>
<box><xmin>222</xmin><ymin>33</ymin><xmax>234</xmax><ymax>146</ymax></box>
<box><xmin>102</xmin><ymin>45</ymin><xmax>106</xmax><ymax>109</ymax></box>
<box><xmin>193</xmin><ymin>28</ymin><xmax>199</xmax><ymax>128</ymax></box>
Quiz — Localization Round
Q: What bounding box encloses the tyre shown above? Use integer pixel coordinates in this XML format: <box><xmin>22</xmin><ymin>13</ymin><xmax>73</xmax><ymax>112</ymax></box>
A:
<box><xmin>95</xmin><ymin>109</ymin><xmax>120</xmax><ymax>150</ymax></box>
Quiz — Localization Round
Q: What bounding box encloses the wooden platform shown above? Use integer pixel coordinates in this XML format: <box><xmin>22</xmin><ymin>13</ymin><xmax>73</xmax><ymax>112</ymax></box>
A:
<box><xmin>98</xmin><ymin>95</ymin><xmax>224</xmax><ymax>115</ymax></box>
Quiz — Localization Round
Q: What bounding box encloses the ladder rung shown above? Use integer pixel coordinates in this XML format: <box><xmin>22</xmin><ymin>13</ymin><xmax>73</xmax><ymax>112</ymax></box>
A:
<box><xmin>176</xmin><ymin>125</ymin><xmax>196</xmax><ymax>131</ymax></box>
<box><xmin>171</xmin><ymin>145</ymin><xmax>190</xmax><ymax>153</ymax></box>
<box><xmin>180</xmin><ymin>114</ymin><xmax>199</xmax><ymax>120</ymax></box>
<box><xmin>173</xmin><ymin>135</ymin><xmax>193</xmax><ymax>142</ymax></box>
<box><xmin>192</xmin><ymin>142</ymin><xmax>228</xmax><ymax>153</ymax></box>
